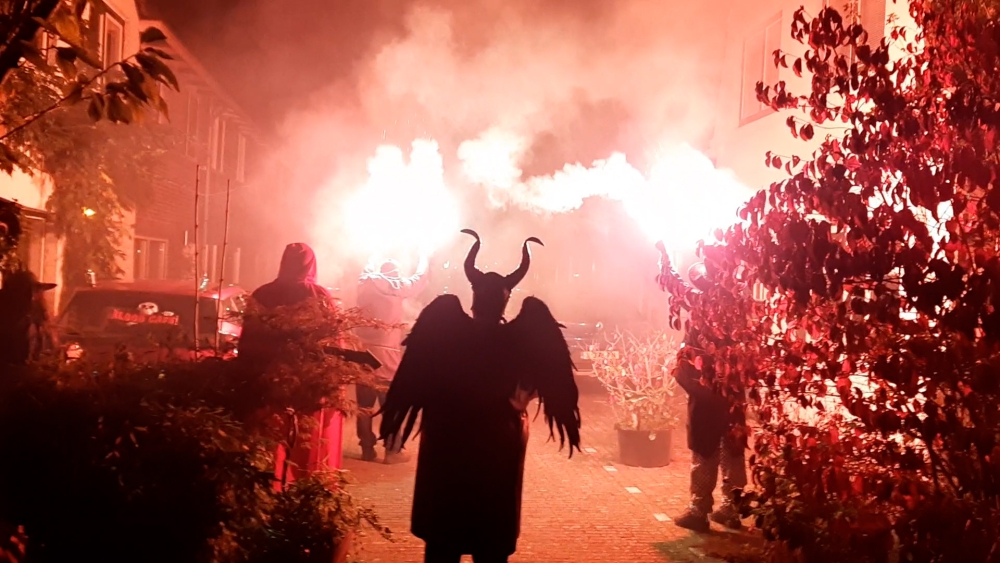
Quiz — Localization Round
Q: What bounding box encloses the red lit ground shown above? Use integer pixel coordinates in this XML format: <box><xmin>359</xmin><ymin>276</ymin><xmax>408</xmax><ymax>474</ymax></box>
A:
<box><xmin>342</xmin><ymin>383</ymin><xmax>751</xmax><ymax>563</ymax></box>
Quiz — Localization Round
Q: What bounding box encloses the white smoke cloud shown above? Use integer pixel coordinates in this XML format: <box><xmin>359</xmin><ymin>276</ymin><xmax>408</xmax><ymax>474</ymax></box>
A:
<box><xmin>458</xmin><ymin>129</ymin><xmax>752</xmax><ymax>251</ymax></box>
<box><xmin>252</xmin><ymin>0</ymin><xmax>733</xmax><ymax>293</ymax></box>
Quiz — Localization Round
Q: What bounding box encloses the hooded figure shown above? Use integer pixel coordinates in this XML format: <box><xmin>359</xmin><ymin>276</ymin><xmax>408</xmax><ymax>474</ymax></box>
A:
<box><xmin>251</xmin><ymin>242</ymin><xmax>331</xmax><ymax>308</ymax></box>
<box><xmin>243</xmin><ymin>243</ymin><xmax>342</xmax><ymax>481</ymax></box>
<box><xmin>354</xmin><ymin>257</ymin><xmax>429</xmax><ymax>463</ymax></box>
<box><xmin>0</xmin><ymin>270</ymin><xmax>57</xmax><ymax>365</ymax></box>
<box><xmin>379</xmin><ymin>230</ymin><xmax>581</xmax><ymax>563</ymax></box>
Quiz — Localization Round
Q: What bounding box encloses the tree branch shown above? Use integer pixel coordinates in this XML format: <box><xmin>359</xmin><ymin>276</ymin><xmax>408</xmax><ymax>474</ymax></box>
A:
<box><xmin>0</xmin><ymin>0</ymin><xmax>60</xmax><ymax>87</ymax></box>
<box><xmin>0</xmin><ymin>56</ymin><xmax>134</xmax><ymax>148</ymax></box>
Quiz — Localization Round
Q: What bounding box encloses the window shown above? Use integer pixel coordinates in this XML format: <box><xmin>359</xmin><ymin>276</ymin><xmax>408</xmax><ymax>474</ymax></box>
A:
<box><xmin>134</xmin><ymin>237</ymin><xmax>168</xmax><ymax>280</ymax></box>
<box><xmin>99</xmin><ymin>10</ymin><xmax>124</xmax><ymax>68</ymax></box>
<box><xmin>236</xmin><ymin>134</ymin><xmax>247</xmax><ymax>182</ymax></box>
<box><xmin>211</xmin><ymin>118</ymin><xmax>226</xmax><ymax>171</ymax></box>
<box><xmin>740</xmin><ymin>13</ymin><xmax>783</xmax><ymax>125</ymax></box>
<box><xmin>831</xmin><ymin>1</ymin><xmax>887</xmax><ymax>62</ymax></box>
<box><xmin>185</xmin><ymin>93</ymin><xmax>200</xmax><ymax>156</ymax></box>
<box><xmin>36</xmin><ymin>31</ymin><xmax>59</xmax><ymax>65</ymax></box>
<box><xmin>858</xmin><ymin>0</ymin><xmax>886</xmax><ymax>45</ymax></box>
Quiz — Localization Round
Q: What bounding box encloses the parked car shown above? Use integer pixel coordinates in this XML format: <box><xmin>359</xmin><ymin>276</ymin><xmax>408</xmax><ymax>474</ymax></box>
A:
<box><xmin>56</xmin><ymin>280</ymin><xmax>247</xmax><ymax>363</ymax></box>
<box><xmin>560</xmin><ymin>321</ymin><xmax>605</xmax><ymax>376</ymax></box>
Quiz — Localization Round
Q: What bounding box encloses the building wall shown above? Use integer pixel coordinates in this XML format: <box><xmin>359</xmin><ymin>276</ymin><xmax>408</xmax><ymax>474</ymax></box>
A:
<box><xmin>132</xmin><ymin>23</ymin><xmax>266</xmax><ymax>291</ymax></box>
<box><xmin>102</xmin><ymin>0</ymin><xmax>141</xmax><ymax>55</ymax></box>
<box><xmin>0</xmin><ymin>0</ymin><xmax>145</xmax><ymax>307</ymax></box>
<box><xmin>711</xmin><ymin>0</ymin><xmax>915</xmax><ymax>190</ymax></box>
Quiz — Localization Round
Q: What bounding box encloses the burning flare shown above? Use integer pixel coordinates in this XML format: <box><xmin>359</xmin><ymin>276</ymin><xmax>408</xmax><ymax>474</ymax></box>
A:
<box><xmin>344</xmin><ymin>139</ymin><xmax>460</xmax><ymax>262</ymax></box>
<box><xmin>459</xmin><ymin>132</ymin><xmax>751</xmax><ymax>252</ymax></box>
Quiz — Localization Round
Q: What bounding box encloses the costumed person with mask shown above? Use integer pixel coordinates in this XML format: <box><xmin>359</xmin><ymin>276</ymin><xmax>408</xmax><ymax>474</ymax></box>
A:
<box><xmin>656</xmin><ymin>250</ymin><xmax>748</xmax><ymax>533</ymax></box>
<box><xmin>0</xmin><ymin>270</ymin><xmax>57</xmax><ymax>366</ymax></box>
<box><xmin>379</xmin><ymin>230</ymin><xmax>582</xmax><ymax>563</ymax></box>
<box><xmin>241</xmin><ymin>242</ymin><xmax>343</xmax><ymax>482</ymax></box>
<box><xmin>354</xmin><ymin>255</ymin><xmax>429</xmax><ymax>463</ymax></box>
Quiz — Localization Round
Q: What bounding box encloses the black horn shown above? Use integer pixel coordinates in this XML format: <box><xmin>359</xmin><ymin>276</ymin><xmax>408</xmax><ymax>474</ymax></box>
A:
<box><xmin>461</xmin><ymin>229</ymin><xmax>485</xmax><ymax>284</ymax></box>
<box><xmin>505</xmin><ymin>237</ymin><xmax>543</xmax><ymax>289</ymax></box>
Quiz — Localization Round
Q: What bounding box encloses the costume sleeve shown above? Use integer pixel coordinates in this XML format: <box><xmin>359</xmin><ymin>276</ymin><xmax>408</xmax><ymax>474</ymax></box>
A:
<box><xmin>397</xmin><ymin>271</ymin><xmax>429</xmax><ymax>299</ymax></box>
<box><xmin>675</xmin><ymin>355</ymin><xmax>718</xmax><ymax>403</ymax></box>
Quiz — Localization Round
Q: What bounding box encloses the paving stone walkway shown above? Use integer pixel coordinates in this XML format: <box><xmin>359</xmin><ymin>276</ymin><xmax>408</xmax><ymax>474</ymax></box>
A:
<box><xmin>341</xmin><ymin>383</ymin><xmax>738</xmax><ymax>563</ymax></box>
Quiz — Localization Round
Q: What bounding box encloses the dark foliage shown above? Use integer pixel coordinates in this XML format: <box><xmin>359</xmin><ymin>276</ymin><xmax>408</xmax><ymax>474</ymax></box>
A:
<box><xmin>658</xmin><ymin>1</ymin><xmax>1000</xmax><ymax>561</ymax></box>
<box><xmin>0</xmin><ymin>301</ymin><xmax>389</xmax><ymax>563</ymax></box>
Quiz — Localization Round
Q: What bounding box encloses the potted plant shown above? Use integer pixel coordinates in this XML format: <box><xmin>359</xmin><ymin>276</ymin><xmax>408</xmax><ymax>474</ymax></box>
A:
<box><xmin>589</xmin><ymin>330</ymin><xmax>682</xmax><ymax>468</ymax></box>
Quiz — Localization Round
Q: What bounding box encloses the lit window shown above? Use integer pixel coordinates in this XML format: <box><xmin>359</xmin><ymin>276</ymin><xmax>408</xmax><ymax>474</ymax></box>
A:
<box><xmin>740</xmin><ymin>13</ymin><xmax>782</xmax><ymax>124</ymax></box>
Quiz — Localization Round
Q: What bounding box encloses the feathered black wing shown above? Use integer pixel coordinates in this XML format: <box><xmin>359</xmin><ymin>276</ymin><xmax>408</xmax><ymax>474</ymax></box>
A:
<box><xmin>378</xmin><ymin>294</ymin><xmax>472</xmax><ymax>449</ymax></box>
<box><xmin>506</xmin><ymin>296</ymin><xmax>582</xmax><ymax>457</ymax></box>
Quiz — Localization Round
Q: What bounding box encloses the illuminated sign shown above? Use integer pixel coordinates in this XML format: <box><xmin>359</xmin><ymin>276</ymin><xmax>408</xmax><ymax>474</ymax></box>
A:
<box><xmin>108</xmin><ymin>308</ymin><xmax>180</xmax><ymax>326</ymax></box>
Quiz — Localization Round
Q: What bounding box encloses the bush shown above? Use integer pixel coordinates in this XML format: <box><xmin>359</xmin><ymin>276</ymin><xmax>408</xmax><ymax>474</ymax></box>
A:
<box><xmin>589</xmin><ymin>330</ymin><xmax>683</xmax><ymax>432</ymax></box>
<box><xmin>657</xmin><ymin>1</ymin><xmax>1000</xmax><ymax>561</ymax></box>
<box><xmin>0</xmin><ymin>300</ymin><xmax>390</xmax><ymax>563</ymax></box>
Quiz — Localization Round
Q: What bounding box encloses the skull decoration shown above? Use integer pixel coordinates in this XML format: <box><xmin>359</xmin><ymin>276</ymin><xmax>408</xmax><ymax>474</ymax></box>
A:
<box><xmin>137</xmin><ymin>302</ymin><xmax>159</xmax><ymax>316</ymax></box>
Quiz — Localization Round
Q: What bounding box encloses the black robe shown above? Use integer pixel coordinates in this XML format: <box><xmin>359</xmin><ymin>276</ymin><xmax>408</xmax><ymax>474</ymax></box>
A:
<box><xmin>380</xmin><ymin>294</ymin><xmax>581</xmax><ymax>556</ymax></box>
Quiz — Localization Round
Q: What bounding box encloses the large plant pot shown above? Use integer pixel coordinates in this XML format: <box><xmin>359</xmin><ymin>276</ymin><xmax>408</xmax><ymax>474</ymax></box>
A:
<box><xmin>617</xmin><ymin>427</ymin><xmax>673</xmax><ymax>468</ymax></box>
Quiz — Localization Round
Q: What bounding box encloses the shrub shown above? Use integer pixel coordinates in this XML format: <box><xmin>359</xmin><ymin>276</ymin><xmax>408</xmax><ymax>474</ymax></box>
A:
<box><xmin>589</xmin><ymin>330</ymin><xmax>683</xmax><ymax>432</ymax></box>
<box><xmin>0</xmin><ymin>300</ymin><xmax>390</xmax><ymax>563</ymax></box>
<box><xmin>657</xmin><ymin>1</ymin><xmax>1000</xmax><ymax>561</ymax></box>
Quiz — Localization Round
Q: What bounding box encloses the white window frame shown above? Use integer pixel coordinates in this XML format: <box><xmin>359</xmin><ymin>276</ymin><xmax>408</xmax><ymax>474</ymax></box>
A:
<box><xmin>98</xmin><ymin>8</ymin><xmax>125</xmax><ymax>69</ymax></box>
<box><xmin>739</xmin><ymin>12</ymin><xmax>783</xmax><ymax>126</ymax></box>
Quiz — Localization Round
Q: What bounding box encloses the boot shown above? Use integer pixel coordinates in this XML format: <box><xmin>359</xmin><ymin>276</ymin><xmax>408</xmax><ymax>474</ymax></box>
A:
<box><xmin>360</xmin><ymin>446</ymin><xmax>378</xmax><ymax>462</ymax></box>
<box><xmin>709</xmin><ymin>505</ymin><xmax>742</xmax><ymax>530</ymax></box>
<box><xmin>674</xmin><ymin>510</ymin><xmax>710</xmax><ymax>533</ymax></box>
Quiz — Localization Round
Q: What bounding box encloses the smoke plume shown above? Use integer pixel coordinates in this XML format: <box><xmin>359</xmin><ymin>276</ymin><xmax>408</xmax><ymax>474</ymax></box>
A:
<box><xmin>207</xmin><ymin>0</ymin><xmax>737</xmax><ymax>322</ymax></box>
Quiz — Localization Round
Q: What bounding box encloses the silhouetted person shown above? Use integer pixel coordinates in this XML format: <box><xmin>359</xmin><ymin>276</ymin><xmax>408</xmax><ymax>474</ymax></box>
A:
<box><xmin>0</xmin><ymin>270</ymin><xmax>56</xmax><ymax>366</ymax></box>
<box><xmin>243</xmin><ymin>242</ymin><xmax>342</xmax><ymax>481</ymax></box>
<box><xmin>379</xmin><ymin>230</ymin><xmax>582</xmax><ymax>563</ymax></box>
<box><xmin>251</xmin><ymin>242</ymin><xmax>332</xmax><ymax>308</ymax></box>
<box><xmin>354</xmin><ymin>257</ymin><xmax>428</xmax><ymax>463</ymax></box>
<box><xmin>673</xmin><ymin>265</ymin><xmax>748</xmax><ymax>533</ymax></box>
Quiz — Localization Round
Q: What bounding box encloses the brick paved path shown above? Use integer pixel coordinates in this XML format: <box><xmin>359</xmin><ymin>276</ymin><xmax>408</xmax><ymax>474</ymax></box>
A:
<box><xmin>342</xmin><ymin>383</ymin><xmax>735</xmax><ymax>563</ymax></box>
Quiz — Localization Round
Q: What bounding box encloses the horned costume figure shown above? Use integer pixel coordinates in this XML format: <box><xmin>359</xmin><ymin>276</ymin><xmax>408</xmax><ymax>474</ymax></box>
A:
<box><xmin>379</xmin><ymin>230</ymin><xmax>582</xmax><ymax>563</ymax></box>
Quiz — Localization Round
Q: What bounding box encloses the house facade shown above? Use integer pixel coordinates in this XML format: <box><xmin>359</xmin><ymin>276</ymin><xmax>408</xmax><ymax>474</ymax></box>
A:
<box><xmin>131</xmin><ymin>16</ymin><xmax>268</xmax><ymax>291</ymax></box>
<box><xmin>0</xmin><ymin>0</ymin><xmax>144</xmax><ymax>310</ymax></box>
<box><xmin>710</xmin><ymin>0</ymin><xmax>914</xmax><ymax>190</ymax></box>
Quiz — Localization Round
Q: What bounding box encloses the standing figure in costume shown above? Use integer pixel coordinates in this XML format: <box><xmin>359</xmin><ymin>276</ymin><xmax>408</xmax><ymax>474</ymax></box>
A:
<box><xmin>673</xmin><ymin>323</ymin><xmax>747</xmax><ymax>532</ymax></box>
<box><xmin>655</xmin><ymin>249</ymin><xmax>748</xmax><ymax>533</ymax></box>
<box><xmin>355</xmin><ymin>256</ymin><xmax>429</xmax><ymax>463</ymax></box>
<box><xmin>0</xmin><ymin>270</ymin><xmax>57</xmax><ymax>366</ymax></box>
<box><xmin>242</xmin><ymin>242</ymin><xmax>344</xmax><ymax>480</ymax></box>
<box><xmin>379</xmin><ymin>230</ymin><xmax>582</xmax><ymax>563</ymax></box>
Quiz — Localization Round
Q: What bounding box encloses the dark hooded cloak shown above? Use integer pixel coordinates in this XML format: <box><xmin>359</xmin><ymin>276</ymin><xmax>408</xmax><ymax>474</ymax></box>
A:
<box><xmin>241</xmin><ymin>242</ymin><xmax>343</xmax><ymax>479</ymax></box>
<box><xmin>251</xmin><ymin>243</ymin><xmax>331</xmax><ymax>308</ymax></box>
